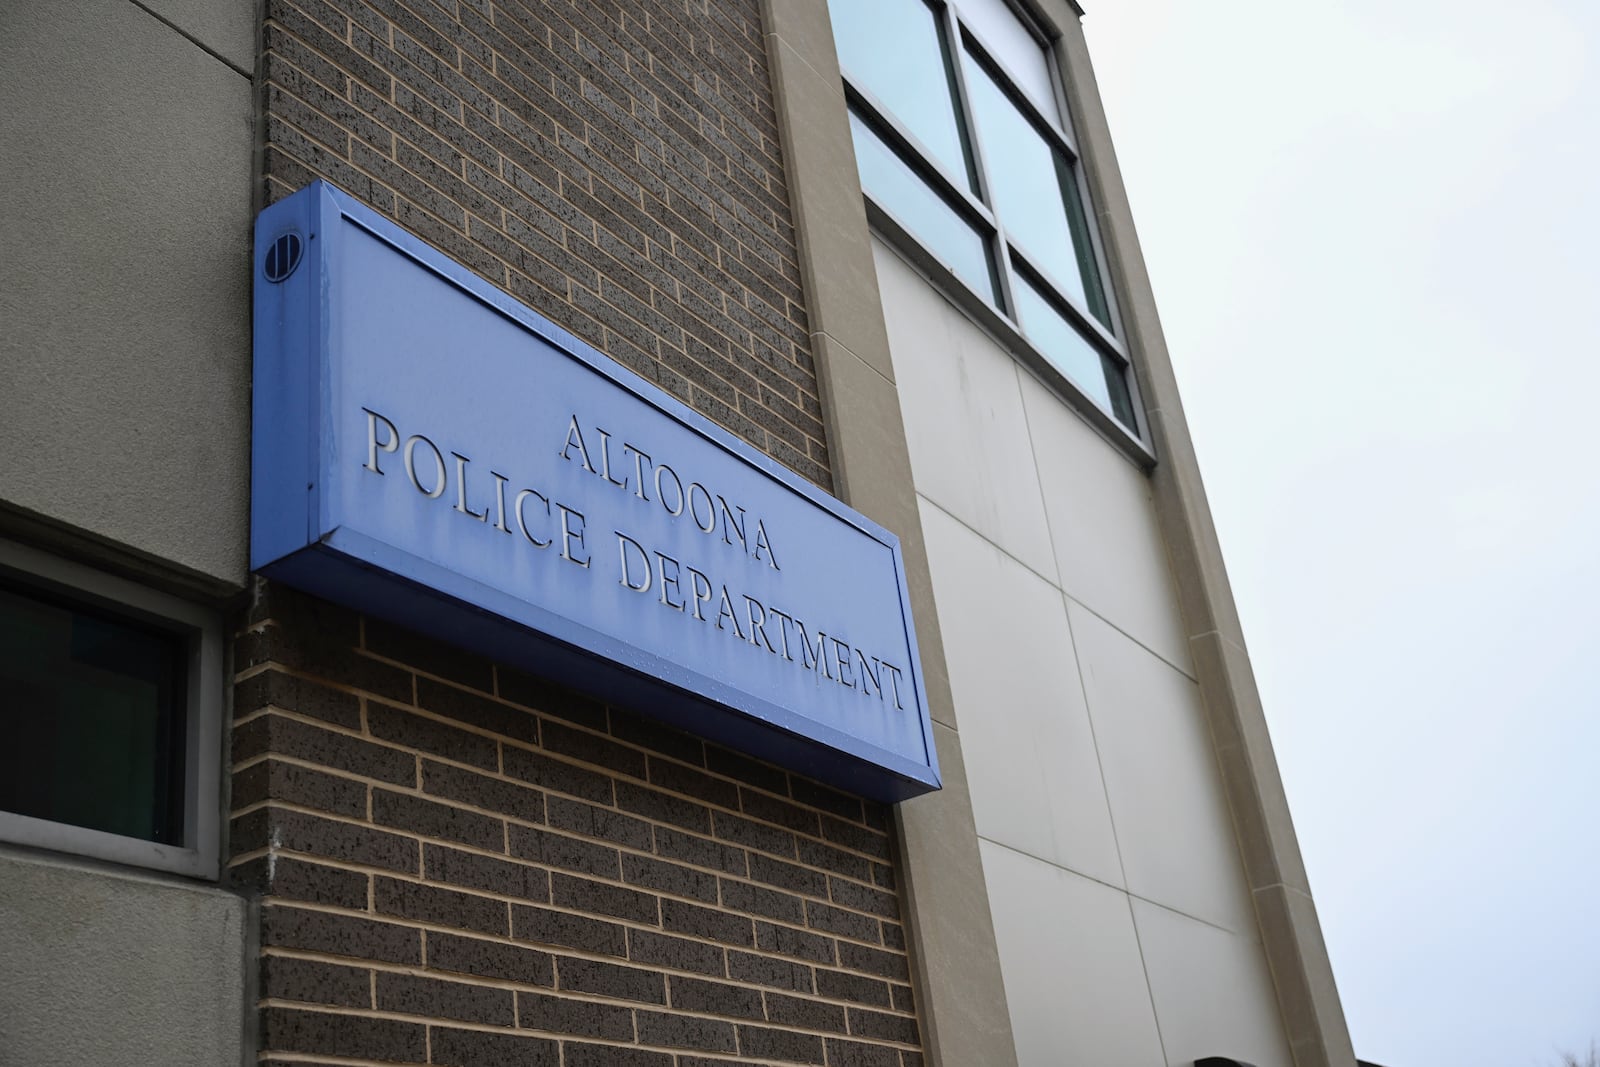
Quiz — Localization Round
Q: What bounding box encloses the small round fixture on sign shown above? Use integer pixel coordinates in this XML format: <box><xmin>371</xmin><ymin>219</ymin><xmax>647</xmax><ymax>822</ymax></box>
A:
<box><xmin>263</xmin><ymin>232</ymin><xmax>304</xmax><ymax>283</ymax></box>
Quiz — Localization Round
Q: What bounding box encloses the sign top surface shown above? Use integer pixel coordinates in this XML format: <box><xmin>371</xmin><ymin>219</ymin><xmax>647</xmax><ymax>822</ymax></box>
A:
<box><xmin>252</xmin><ymin>182</ymin><xmax>940</xmax><ymax>800</ymax></box>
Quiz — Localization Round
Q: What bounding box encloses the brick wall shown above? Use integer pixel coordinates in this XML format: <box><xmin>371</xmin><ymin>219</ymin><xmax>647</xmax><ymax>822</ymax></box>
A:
<box><xmin>261</xmin><ymin>0</ymin><xmax>830</xmax><ymax>488</ymax></box>
<box><xmin>228</xmin><ymin>583</ymin><xmax>924</xmax><ymax>1066</ymax></box>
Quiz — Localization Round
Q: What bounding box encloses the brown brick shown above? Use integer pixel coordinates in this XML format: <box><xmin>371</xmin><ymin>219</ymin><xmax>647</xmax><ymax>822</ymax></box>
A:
<box><xmin>740</xmin><ymin>788</ymin><xmax>821</xmax><ymax>837</ymax></box>
<box><xmin>881</xmin><ymin>922</ymin><xmax>905</xmax><ymax>951</ymax></box>
<box><xmin>503</xmin><ymin>745</ymin><xmax>614</xmax><ymax>804</ymax></box>
<box><xmin>427</xmin><ymin>930</ymin><xmax>554</xmax><ymax>987</ymax></box>
<box><xmin>627</xmin><ymin>927</ymin><xmax>726</xmax><ymax>978</ymax></box>
<box><xmin>714</xmin><ymin>810</ymin><xmax>796</xmax><ymax>858</ymax></box>
<box><xmin>239</xmin><ymin>623</ymin><xmax>413</xmax><ymax>703</ymax></box>
<box><xmin>825</xmin><ymin>1037</ymin><xmax>901</xmax><ymax>1067</ymax></box>
<box><xmin>496</xmin><ymin>667</ymin><xmax>607</xmax><ymax>730</ymax></box>
<box><xmin>373</xmin><ymin>789</ymin><xmax>505</xmax><ymax>851</ymax></box>
<box><xmin>798</xmin><ymin>838</ymin><xmax>873</xmax><ymax>883</ymax></box>
<box><xmin>621</xmin><ymin>852</ymin><xmax>719</xmax><ymax>905</ymax></box>
<box><xmin>260</xmin><ymin>1006</ymin><xmax>424</xmax><ymax>1063</ymax></box>
<box><xmin>727</xmin><ymin>950</ymin><xmax>813</xmax><ymax>994</ymax></box>
<box><xmin>821</xmin><ymin>816</ymin><xmax>891</xmax><ymax>861</ymax></box>
<box><xmin>424</xmin><ymin>844</ymin><xmax>548</xmax><ymax>900</ymax></box>
<box><xmin>232</xmin><ymin>759</ymin><xmax>367</xmax><ymax>819</ymax></box>
<box><xmin>417</xmin><ymin>676</ymin><xmax>539</xmax><ymax>744</ymax></box>
<box><xmin>235</xmin><ymin>668</ymin><xmax>361</xmax><ymax>729</ymax></box>
<box><xmin>563</xmin><ymin>1043</ymin><xmax>672</xmax><ymax>1067</ymax></box>
<box><xmin>838</xmin><ymin>941</ymin><xmax>910</xmax><ymax>982</ymax></box>
<box><xmin>847</xmin><ymin>1008</ymin><xmax>919</xmax><ymax>1046</ymax></box>
<box><xmin>891</xmin><ymin>984</ymin><xmax>915</xmax><ymax>1014</ymax></box>
<box><xmin>617</xmin><ymin>780</ymin><xmax>711</xmax><ymax>834</ymax></box>
<box><xmin>656</xmin><ymin>826</ymin><xmax>747</xmax><ymax>876</ymax></box>
<box><xmin>662</xmin><ymin>898</ymin><xmax>754</xmax><ymax>948</ymax></box>
<box><xmin>364</xmin><ymin>616</ymin><xmax>493</xmax><ymax>690</ymax></box>
<box><xmin>609</xmin><ymin>707</ymin><xmax>705</xmax><ymax>765</ymax></box>
<box><xmin>789</xmin><ymin>779</ymin><xmax>864</xmax><ymax>824</ymax></box>
<box><xmin>260</xmin><ymin>955</ymin><xmax>371</xmax><ymax>1009</ymax></box>
<box><xmin>367</xmin><ymin>700</ymin><xmax>498</xmax><ymax>769</ymax></box>
<box><xmin>230</xmin><ymin>855</ymin><xmax>369</xmax><ymax>909</ymax></box>
<box><xmin>511</xmin><ymin>904</ymin><xmax>626</xmax><ymax>958</ymax></box>
<box><xmin>749</xmin><ymin>853</ymin><xmax>828</xmax><ymax>898</ymax></box>
<box><xmin>829</xmin><ymin>877</ymin><xmax>899</xmax><ymax>921</ymax></box>
<box><xmin>423</xmin><ymin>760</ymin><xmax>545</xmax><ymax>823</ymax></box>
<box><xmin>376</xmin><ymin>971</ymin><xmax>515</xmax><ymax>1026</ymax></box>
<box><xmin>669</xmin><ymin>975</ymin><xmax>765</xmax><ymax>1021</ymax></box>
<box><xmin>755</xmin><ymin>921</ymin><xmax>836</xmax><ymax>966</ymax></box>
<box><xmin>704</xmin><ymin>748</ymin><xmax>787</xmax><ymax>797</ymax></box>
<box><xmin>814</xmin><ymin>969</ymin><xmax>891</xmax><ymax>1010</ymax></box>
<box><xmin>546</xmin><ymin>794</ymin><xmax>652</xmax><ymax>851</ymax></box>
<box><xmin>557</xmin><ymin>956</ymin><xmax>667</xmax><ymax>1005</ymax></box>
<box><xmin>720</xmin><ymin>878</ymin><xmax>805</xmax><ymax>924</ymax></box>
<box><xmin>737</xmin><ymin>1024</ymin><xmax>825</xmax><ymax>1065</ymax></box>
<box><xmin>508</xmin><ymin>824</ymin><xmax>621</xmax><ymax>879</ymax></box>
<box><xmin>552</xmin><ymin>872</ymin><xmax>660</xmax><ymax>925</ymax></box>
<box><xmin>765</xmin><ymin>992</ymin><xmax>847</xmax><ymax>1034</ymax></box>
<box><xmin>237</xmin><ymin>806</ymin><xmax>418</xmax><ymax>874</ymax></box>
<box><xmin>374</xmin><ymin>876</ymin><xmax>508</xmax><ymax>936</ymax></box>
<box><xmin>233</xmin><ymin>713</ymin><xmax>417</xmax><ymax>787</ymax></box>
<box><xmin>648</xmin><ymin>757</ymin><xmax>739</xmax><ymax>809</ymax></box>
<box><xmin>429</xmin><ymin>1026</ymin><xmax>558</xmax><ymax>1067</ymax></box>
<box><xmin>539</xmin><ymin>718</ymin><xmax>647</xmax><ymax>778</ymax></box>
<box><xmin>805</xmin><ymin>900</ymin><xmax>880</xmax><ymax>944</ymax></box>
<box><xmin>636</xmin><ymin>1009</ymin><xmax>739</xmax><ymax>1053</ymax></box>
<box><xmin>515</xmin><ymin>990</ymin><xmax>633</xmax><ymax>1040</ymax></box>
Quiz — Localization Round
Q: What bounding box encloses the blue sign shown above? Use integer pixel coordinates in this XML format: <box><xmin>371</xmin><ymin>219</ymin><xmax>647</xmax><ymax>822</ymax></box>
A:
<box><xmin>252</xmin><ymin>182</ymin><xmax>940</xmax><ymax>801</ymax></box>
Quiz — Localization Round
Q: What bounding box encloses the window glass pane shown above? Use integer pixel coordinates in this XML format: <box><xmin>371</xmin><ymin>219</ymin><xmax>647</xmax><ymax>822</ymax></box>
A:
<box><xmin>962</xmin><ymin>53</ymin><xmax>1100</xmax><ymax>313</ymax></box>
<box><xmin>849</xmin><ymin>112</ymin><xmax>1002</xmax><ymax>306</ymax></box>
<box><xmin>1013</xmin><ymin>274</ymin><xmax>1136</xmax><ymax>429</ymax></box>
<box><xmin>828</xmin><ymin>0</ymin><xmax>977</xmax><ymax>192</ymax></box>
<box><xmin>958</xmin><ymin>0</ymin><xmax>1058</xmax><ymax>120</ymax></box>
<box><xmin>0</xmin><ymin>581</ymin><xmax>186</xmax><ymax>845</ymax></box>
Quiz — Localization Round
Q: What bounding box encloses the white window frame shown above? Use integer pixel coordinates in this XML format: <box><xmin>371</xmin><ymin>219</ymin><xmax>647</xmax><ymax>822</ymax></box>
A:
<box><xmin>0</xmin><ymin>537</ymin><xmax>223</xmax><ymax>879</ymax></box>
<box><xmin>835</xmin><ymin>0</ymin><xmax>1153</xmax><ymax>459</ymax></box>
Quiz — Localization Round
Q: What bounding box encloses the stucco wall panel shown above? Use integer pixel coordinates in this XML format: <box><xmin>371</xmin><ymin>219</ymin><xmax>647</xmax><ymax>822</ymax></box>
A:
<box><xmin>0</xmin><ymin>0</ymin><xmax>254</xmax><ymax>589</ymax></box>
<box><xmin>0</xmin><ymin>851</ymin><xmax>249</xmax><ymax>1066</ymax></box>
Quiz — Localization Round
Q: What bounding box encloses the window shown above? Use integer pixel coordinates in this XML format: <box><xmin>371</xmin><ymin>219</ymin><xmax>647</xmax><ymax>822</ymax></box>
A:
<box><xmin>0</xmin><ymin>538</ymin><xmax>222</xmax><ymax>877</ymax></box>
<box><xmin>828</xmin><ymin>0</ymin><xmax>1140</xmax><ymax>434</ymax></box>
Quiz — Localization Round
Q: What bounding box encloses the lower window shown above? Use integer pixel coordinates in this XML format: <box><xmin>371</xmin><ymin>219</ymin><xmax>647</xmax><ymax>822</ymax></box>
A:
<box><xmin>0</xmin><ymin>539</ymin><xmax>221</xmax><ymax>877</ymax></box>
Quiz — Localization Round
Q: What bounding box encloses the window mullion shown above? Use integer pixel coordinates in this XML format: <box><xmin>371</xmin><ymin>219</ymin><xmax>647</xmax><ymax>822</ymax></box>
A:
<box><xmin>942</xmin><ymin>5</ymin><xmax>1018</xmax><ymax>319</ymax></box>
<box><xmin>843</xmin><ymin>80</ymin><xmax>997</xmax><ymax>232</ymax></box>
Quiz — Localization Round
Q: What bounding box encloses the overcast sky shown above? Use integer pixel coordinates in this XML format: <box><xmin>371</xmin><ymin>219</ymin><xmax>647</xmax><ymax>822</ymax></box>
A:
<box><xmin>1082</xmin><ymin>2</ymin><xmax>1600</xmax><ymax>1064</ymax></box>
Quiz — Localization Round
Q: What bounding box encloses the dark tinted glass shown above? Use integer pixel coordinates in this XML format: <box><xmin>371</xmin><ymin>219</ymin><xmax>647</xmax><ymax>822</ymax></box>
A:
<box><xmin>0</xmin><ymin>580</ymin><xmax>186</xmax><ymax>844</ymax></box>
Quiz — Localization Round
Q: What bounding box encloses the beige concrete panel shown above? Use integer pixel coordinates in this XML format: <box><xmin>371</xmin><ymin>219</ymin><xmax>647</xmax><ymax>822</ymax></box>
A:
<box><xmin>1131</xmin><ymin>898</ymin><xmax>1293</xmax><ymax>1067</ymax></box>
<box><xmin>813</xmin><ymin>335</ymin><xmax>958</xmax><ymax>733</ymax></box>
<box><xmin>1190</xmin><ymin>631</ymin><xmax>1312</xmax><ymax>895</ymax></box>
<box><xmin>1254</xmin><ymin>886</ymin><xmax>1360</xmax><ymax>1067</ymax></box>
<box><xmin>0</xmin><ymin>850</ymin><xmax>249</xmax><ymax>1065</ymax></box>
<box><xmin>979</xmin><ymin>839</ymin><xmax>1165</xmax><ymax>1067</ymax></box>
<box><xmin>761</xmin><ymin>6</ymin><xmax>1021</xmax><ymax>1064</ymax></box>
<box><xmin>1018</xmin><ymin>369</ymin><xmax>1191</xmax><ymax>675</ymax></box>
<box><xmin>760</xmin><ymin>0</ymin><xmax>844</xmax><ymax>85</ymax></box>
<box><xmin>133</xmin><ymin>0</ymin><xmax>257</xmax><ymax>71</ymax></box>
<box><xmin>875</xmin><ymin>242</ymin><xmax>1060</xmax><ymax>582</ymax></box>
<box><xmin>920</xmin><ymin>498</ymin><xmax>1122</xmax><ymax>885</ymax></box>
<box><xmin>0</xmin><ymin>0</ymin><xmax>253</xmax><ymax>591</ymax></box>
<box><xmin>1052</xmin><ymin>13</ymin><xmax>1355</xmax><ymax>1064</ymax></box>
<box><xmin>762</xmin><ymin>34</ymin><xmax>897</xmax><ymax>384</ymax></box>
<box><xmin>896</xmin><ymin>723</ymin><xmax>1021</xmax><ymax>1067</ymax></box>
<box><xmin>1070</xmin><ymin>602</ymin><xmax>1255</xmax><ymax>934</ymax></box>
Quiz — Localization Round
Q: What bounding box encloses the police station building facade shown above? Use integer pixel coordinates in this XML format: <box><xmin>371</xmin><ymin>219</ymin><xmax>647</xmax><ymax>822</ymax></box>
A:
<box><xmin>0</xmin><ymin>1</ymin><xmax>1358</xmax><ymax>1065</ymax></box>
